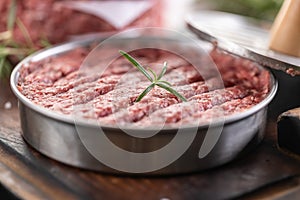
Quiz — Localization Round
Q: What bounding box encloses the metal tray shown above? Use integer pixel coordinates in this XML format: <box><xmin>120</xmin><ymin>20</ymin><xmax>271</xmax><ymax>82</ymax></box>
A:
<box><xmin>10</xmin><ymin>36</ymin><xmax>277</xmax><ymax>175</ymax></box>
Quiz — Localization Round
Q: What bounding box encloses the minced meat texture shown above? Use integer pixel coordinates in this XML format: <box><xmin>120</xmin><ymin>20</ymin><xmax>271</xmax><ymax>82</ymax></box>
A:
<box><xmin>17</xmin><ymin>48</ymin><xmax>270</xmax><ymax>127</ymax></box>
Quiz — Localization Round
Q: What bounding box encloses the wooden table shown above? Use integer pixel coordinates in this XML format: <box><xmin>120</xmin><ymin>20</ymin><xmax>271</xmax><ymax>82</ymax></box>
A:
<box><xmin>1</xmin><ymin>79</ymin><xmax>300</xmax><ymax>200</ymax></box>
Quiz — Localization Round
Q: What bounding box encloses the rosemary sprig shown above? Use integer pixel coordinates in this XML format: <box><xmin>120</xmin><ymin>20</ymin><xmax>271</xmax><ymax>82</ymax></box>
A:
<box><xmin>7</xmin><ymin>0</ymin><xmax>16</xmax><ymax>32</ymax></box>
<box><xmin>119</xmin><ymin>50</ymin><xmax>187</xmax><ymax>102</ymax></box>
<box><xmin>0</xmin><ymin>0</ymin><xmax>51</xmax><ymax>79</ymax></box>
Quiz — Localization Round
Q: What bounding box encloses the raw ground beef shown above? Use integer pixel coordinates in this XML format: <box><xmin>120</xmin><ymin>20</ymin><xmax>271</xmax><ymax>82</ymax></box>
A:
<box><xmin>17</xmin><ymin>47</ymin><xmax>271</xmax><ymax>127</ymax></box>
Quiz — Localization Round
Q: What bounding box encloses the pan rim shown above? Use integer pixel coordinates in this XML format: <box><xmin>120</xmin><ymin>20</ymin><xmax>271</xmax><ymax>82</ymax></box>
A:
<box><xmin>10</xmin><ymin>36</ymin><xmax>278</xmax><ymax>132</ymax></box>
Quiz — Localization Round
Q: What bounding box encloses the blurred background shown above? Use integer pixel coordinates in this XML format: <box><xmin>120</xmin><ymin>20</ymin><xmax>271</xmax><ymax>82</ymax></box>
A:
<box><xmin>198</xmin><ymin>0</ymin><xmax>283</xmax><ymax>21</ymax></box>
<box><xmin>165</xmin><ymin>0</ymin><xmax>283</xmax><ymax>29</ymax></box>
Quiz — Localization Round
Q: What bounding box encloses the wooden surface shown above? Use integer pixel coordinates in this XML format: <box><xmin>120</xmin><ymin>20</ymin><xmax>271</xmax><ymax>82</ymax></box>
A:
<box><xmin>2</xmin><ymin>79</ymin><xmax>300</xmax><ymax>200</ymax></box>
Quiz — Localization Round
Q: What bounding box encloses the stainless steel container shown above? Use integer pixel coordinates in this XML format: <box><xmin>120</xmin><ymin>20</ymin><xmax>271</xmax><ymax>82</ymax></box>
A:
<box><xmin>10</xmin><ymin>36</ymin><xmax>277</xmax><ymax>175</ymax></box>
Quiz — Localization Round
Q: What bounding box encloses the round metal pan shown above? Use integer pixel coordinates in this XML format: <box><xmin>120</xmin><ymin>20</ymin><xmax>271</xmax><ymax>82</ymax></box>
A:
<box><xmin>10</xmin><ymin>36</ymin><xmax>277</xmax><ymax>175</ymax></box>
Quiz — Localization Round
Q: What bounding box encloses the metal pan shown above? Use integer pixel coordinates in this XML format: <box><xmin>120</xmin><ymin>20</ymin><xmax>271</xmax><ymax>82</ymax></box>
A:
<box><xmin>10</xmin><ymin>36</ymin><xmax>277</xmax><ymax>175</ymax></box>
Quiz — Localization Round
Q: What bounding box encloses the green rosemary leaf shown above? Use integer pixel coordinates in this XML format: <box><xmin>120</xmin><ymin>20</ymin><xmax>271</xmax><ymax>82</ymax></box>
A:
<box><xmin>158</xmin><ymin>61</ymin><xmax>167</xmax><ymax>80</ymax></box>
<box><xmin>119</xmin><ymin>50</ymin><xmax>153</xmax><ymax>82</ymax></box>
<box><xmin>156</xmin><ymin>83</ymin><xmax>187</xmax><ymax>102</ymax></box>
<box><xmin>6</xmin><ymin>39</ymin><xmax>19</xmax><ymax>48</ymax></box>
<box><xmin>0</xmin><ymin>57</ymin><xmax>12</xmax><ymax>79</ymax></box>
<box><xmin>39</xmin><ymin>38</ymin><xmax>52</xmax><ymax>48</ymax></box>
<box><xmin>0</xmin><ymin>47</ymin><xmax>31</xmax><ymax>56</ymax></box>
<box><xmin>136</xmin><ymin>83</ymin><xmax>155</xmax><ymax>102</ymax></box>
<box><xmin>16</xmin><ymin>18</ymin><xmax>35</xmax><ymax>48</ymax></box>
<box><xmin>0</xmin><ymin>31</ymin><xmax>12</xmax><ymax>41</ymax></box>
<box><xmin>7</xmin><ymin>0</ymin><xmax>16</xmax><ymax>32</ymax></box>
<box><xmin>157</xmin><ymin>80</ymin><xmax>172</xmax><ymax>87</ymax></box>
<box><xmin>0</xmin><ymin>57</ymin><xmax>5</xmax><ymax>76</ymax></box>
<box><xmin>147</xmin><ymin>68</ymin><xmax>157</xmax><ymax>81</ymax></box>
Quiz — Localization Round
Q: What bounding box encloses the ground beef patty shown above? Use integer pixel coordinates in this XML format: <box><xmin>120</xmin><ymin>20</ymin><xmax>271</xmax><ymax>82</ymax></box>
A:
<box><xmin>17</xmin><ymin>47</ymin><xmax>270</xmax><ymax>127</ymax></box>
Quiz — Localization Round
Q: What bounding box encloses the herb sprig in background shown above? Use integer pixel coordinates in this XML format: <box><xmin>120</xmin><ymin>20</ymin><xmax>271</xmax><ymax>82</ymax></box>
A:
<box><xmin>0</xmin><ymin>0</ymin><xmax>51</xmax><ymax>79</ymax></box>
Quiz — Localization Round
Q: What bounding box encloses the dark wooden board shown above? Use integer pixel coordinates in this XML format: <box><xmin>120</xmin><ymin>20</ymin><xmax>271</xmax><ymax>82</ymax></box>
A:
<box><xmin>1</xmin><ymin>79</ymin><xmax>300</xmax><ymax>200</ymax></box>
